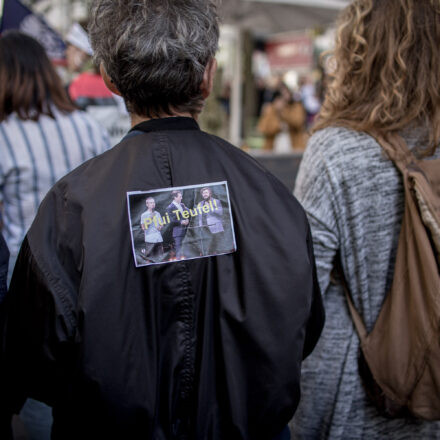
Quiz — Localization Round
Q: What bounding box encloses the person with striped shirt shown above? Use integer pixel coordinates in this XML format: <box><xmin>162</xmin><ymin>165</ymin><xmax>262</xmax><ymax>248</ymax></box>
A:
<box><xmin>0</xmin><ymin>31</ymin><xmax>110</xmax><ymax>285</ymax></box>
<box><xmin>0</xmin><ymin>31</ymin><xmax>110</xmax><ymax>440</ymax></box>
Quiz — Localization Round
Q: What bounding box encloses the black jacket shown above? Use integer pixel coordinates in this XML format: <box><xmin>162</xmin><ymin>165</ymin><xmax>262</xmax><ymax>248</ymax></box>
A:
<box><xmin>0</xmin><ymin>234</ymin><xmax>8</xmax><ymax>303</ymax></box>
<box><xmin>0</xmin><ymin>117</ymin><xmax>324</xmax><ymax>439</ymax></box>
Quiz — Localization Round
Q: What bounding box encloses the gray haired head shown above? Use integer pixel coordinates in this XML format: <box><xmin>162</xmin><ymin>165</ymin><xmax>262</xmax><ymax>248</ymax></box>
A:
<box><xmin>89</xmin><ymin>0</ymin><xmax>219</xmax><ymax>118</ymax></box>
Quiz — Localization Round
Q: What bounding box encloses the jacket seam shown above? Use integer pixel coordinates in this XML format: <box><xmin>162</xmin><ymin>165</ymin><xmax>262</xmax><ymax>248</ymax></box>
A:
<box><xmin>155</xmin><ymin>133</ymin><xmax>173</xmax><ymax>186</ymax></box>
<box><xmin>178</xmin><ymin>262</ymin><xmax>195</xmax><ymax>401</ymax></box>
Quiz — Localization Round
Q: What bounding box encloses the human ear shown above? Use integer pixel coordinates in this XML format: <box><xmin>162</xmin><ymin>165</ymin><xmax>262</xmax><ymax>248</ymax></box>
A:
<box><xmin>100</xmin><ymin>63</ymin><xmax>122</xmax><ymax>96</ymax></box>
<box><xmin>200</xmin><ymin>58</ymin><xmax>218</xmax><ymax>99</ymax></box>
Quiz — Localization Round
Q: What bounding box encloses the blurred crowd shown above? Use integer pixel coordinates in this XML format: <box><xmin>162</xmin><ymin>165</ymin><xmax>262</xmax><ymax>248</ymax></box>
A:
<box><xmin>257</xmin><ymin>76</ymin><xmax>321</xmax><ymax>152</ymax></box>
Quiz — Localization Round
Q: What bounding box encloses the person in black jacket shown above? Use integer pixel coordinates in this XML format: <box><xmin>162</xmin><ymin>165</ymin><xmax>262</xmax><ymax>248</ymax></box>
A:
<box><xmin>0</xmin><ymin>1</ymin><xmax>324</xmax><ymax>439</ymax></box>
<box><xmin>166</xmin><ymin>190</ymin><xmax>190</xmax><ymax>258</ymax></box>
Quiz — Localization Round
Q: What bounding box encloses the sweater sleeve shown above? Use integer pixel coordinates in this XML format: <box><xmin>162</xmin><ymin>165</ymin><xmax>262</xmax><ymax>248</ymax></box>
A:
<box><xmin>293</xmin><ymin>132</ymin><xmax>341</xmax><ymax>297</ymax></box>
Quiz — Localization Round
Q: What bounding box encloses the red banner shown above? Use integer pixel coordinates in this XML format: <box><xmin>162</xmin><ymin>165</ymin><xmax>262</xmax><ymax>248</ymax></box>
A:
<box><xmin>266</xmin><ymin>34</ymin><xmax>313</xmax><ymax>70</ymax></box>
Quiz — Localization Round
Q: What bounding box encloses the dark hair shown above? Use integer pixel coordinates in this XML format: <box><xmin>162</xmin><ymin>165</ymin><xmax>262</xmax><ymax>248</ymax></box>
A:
<box><xmin>89</xmin><ymin>0</ymin><xmax>219</xmax><ymax>118</ymax></box>
<box><xmin>171</xmin><ymin>191</ymin><xmax>182</xmax><ymax>199</ymax></box>
<box><xmin>0</xmin><ymin>31</ymin><xmax>76</xmax><ymax>122</ymax></box>
<box><xmin>200</xmin><ymin>187</ymin><xmax>212</xmax><ymax>195</ymax></box>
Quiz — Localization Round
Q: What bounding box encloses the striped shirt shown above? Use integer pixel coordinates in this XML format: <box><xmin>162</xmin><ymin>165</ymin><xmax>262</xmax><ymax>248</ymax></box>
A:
<box><xmin>0</xmin><ymin>108</ymin><xmax>111</xmax><ymax>279</ymax></box>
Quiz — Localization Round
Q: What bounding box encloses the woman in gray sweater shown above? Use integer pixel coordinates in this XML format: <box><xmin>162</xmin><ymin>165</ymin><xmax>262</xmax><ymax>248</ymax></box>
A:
<box><xmin>291</xmin><ymin>0</ymin><xmax>440</xmax><ymax>438</ymax></box>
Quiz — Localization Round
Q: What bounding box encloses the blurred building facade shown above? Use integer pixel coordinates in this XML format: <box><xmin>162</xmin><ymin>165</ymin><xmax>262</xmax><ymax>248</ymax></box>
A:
<box><xmin>22</xmin><ymin>0</ymin><xmax>90</xmax><ymax>33</ymax></box>
<box><xmin>15</xmin><ymin>0</ymin><xmax>348</xmax><ymax>185</ymax></box>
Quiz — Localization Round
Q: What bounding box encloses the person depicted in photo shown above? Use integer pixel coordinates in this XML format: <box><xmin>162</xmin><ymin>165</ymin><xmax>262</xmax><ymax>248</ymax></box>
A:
<box><xmin>140</xmin><ymin>197</ymin><xmax>163</xmax><ymax>263</ymax></box>
<box><xmin>166</xmin><ymin>190</ymin><xmax>189</xmax><ymax>258</ymax></box>
<box><xmin>197</xmin><ymin>187</ymin><xmax>224</xmax><ymax>255</ymax></box>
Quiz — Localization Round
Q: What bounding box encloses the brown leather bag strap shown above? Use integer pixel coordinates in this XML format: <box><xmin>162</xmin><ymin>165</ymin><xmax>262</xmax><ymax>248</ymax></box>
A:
<box><xmin>333</xmin><ymin>259</ymin><xmax>368</xmax><ymax>342</ymax></box>
<box><xmin>369</xmin><ymin>132</ymin><xmax>416</xmax><ymax>174</ymax></box>
<box><xmin>343</xmin><ymin>284</ymin><xmax>368</xmax><ymax>342</ymax></box>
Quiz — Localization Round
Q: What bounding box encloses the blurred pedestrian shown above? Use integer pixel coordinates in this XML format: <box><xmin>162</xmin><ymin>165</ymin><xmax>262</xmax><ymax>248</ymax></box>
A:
<box><xmin>298</xmin><ymin>76</ymin><xmax>320</xmax><ymax>129</ymax></box>
<box><xmin>0</xmin><ymin>1</ymin><xmax>324</xmax><ymax>439</ymax></box>
<box><xmin>65</xmin><ymin>22</ymin><xmax>130</xmax><ymax>146</ymax></box>
<box><xmin>64</xmin><ymin>22</ymin><xmax>94</xmax><ymax>81</ymax></box>
<box><xmin>0</xmin><ymin>31</ymin><xmax>110</xmax><ymax>440</ymax></box>
<box><xmin>65</xmin><ymin>22</ymin><xmax>116</xmax><ymax>110</ymax></box>
<box><xmin>292</xmin><ymin>0</ymin><xmax>440</xmax><ymax>438</ymax></box>
<box><xmin>258</xmin><ymin>83</ymin><xmax>307</xmax><ymax>151</ymax></box>
<box><xmin>0</xmin><ymin>30</ymin><xmax>110</xmax><ymax>281</ymax></box>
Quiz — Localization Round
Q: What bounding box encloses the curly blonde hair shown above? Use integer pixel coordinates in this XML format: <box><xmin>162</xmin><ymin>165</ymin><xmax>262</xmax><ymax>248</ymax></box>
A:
<box><xmin>314</xmin><ymin>0</ymin><xmax>440</xmax><ymax>155</ymax></box>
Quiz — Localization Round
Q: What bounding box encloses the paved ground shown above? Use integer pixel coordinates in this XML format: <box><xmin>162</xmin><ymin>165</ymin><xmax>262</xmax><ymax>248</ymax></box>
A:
<box><xmin>252</xmin><ymin>151</ymin><xmax>303</xmax><ymax>192</ymax></box>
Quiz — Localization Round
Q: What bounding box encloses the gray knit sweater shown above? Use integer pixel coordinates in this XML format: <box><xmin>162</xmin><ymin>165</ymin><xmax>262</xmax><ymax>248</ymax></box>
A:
<box><xmin>291</xmin><ymin>126</ymin><xmax>440</xmax><ymax>439</ymax></box>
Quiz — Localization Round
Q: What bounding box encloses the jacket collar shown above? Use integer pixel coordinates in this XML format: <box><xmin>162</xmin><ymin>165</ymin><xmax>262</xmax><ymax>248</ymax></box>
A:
<box><xmin>130</xmin><ymin>117</ymin><xmax>200</xmax><ymax>134</ymax></box>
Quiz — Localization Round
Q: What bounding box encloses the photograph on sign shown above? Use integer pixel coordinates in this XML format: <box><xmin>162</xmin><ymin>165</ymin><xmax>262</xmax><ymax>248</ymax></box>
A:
<box><xmin>127</xmin><ymin>181</ymin><xmax>237</xmax><ymax>267</ymax></box>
